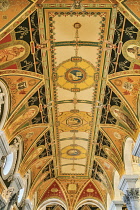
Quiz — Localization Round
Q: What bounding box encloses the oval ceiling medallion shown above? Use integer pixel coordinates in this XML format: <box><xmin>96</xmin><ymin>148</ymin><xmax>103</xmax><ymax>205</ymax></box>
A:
<box><xmin>61</xmin><ymin>144</ymin><xmax>87</xmax><ymax>159</ymax></box>
<box><xmin>57</xmin><ymin>59</ymin><xmax>95</xmax><ymax>91</ymax></box>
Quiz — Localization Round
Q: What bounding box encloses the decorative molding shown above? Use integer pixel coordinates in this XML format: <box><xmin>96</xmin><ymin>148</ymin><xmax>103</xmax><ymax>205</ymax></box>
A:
<box><xmin>118</xmin><ymin>175</ymin><xmax>139</xmax><ymax>194</ymax></box>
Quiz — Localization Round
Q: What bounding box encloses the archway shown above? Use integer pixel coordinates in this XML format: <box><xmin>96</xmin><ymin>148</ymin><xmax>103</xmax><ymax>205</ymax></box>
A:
<box><xmin>75</xmin><ymin>198</ymin><xmax>105</xmax><ymax>210</ymax></box>
<box><xmin>37</xmin><ymin>198</ymin><xmax>67</xmax><ymax>210</ymax></box>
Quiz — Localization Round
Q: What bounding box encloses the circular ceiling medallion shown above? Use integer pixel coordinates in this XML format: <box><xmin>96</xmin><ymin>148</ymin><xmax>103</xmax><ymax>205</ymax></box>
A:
<box><xmin>57</xmin><ymin>59</ymin><xmax>95</xmax><ymax>91</ymax></box>
<box><xmin>66</xmin><ymin>116</ymin><xmax>83</xmax><ymax>127</ymax></box>
<box><xmin>65</xmin><ymin>67</ymin><xmax>86</xmax><ymax>83</ymax></box>
<box><xmin>61</xmin><ymin>144</ymin><xmax>86</xmax><ymax>159</ymax></box>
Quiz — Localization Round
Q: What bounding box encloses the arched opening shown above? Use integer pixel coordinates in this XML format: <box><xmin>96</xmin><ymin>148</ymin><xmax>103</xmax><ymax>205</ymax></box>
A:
<box><xmin>37</xmin><ymin>198</ymin><xmax>67</xmax><ymax>210</ymax></box>
<box><xmin>75</xmin><ymin>198</ymin><xmax>105</xmax><ymax>210</ymax></box>
<box><xmin>3</xmin><ymin>152</ymin><xmax>14</xmax><ymax>175</ymax></box>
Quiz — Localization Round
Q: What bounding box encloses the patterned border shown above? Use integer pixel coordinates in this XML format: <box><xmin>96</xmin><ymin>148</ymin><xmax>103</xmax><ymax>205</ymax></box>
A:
<box><xmin>118</xmin><ymin>4</ymin><xmax>140</xmax><ymax>29</ymax></box>
<box><xmin>0</xmin><ymin>5</ymin><xmax>37</xmax><ymax>40</ymax></box>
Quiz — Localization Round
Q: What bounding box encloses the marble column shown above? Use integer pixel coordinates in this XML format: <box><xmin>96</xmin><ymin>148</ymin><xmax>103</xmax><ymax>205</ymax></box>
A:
<box><xmin>110</xmin><ymin>200</ymin><xmax>124</xmax><ymax>210</ymax></box>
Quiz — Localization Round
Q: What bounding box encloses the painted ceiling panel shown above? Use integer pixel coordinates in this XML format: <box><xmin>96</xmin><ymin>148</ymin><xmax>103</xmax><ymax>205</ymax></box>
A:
<box><xmin>42</xmin><ymin>7</ymin><xmax>112</xmax><ymax>176</ymax></box>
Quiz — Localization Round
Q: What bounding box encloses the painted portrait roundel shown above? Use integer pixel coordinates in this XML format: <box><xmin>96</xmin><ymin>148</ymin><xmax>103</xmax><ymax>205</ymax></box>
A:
<box><xmin>122</xmin><ymin>40</ymin><xmax>140</xmax><ymax>65</ymax></box>
<box><xmin>57</xmin><ymin>59</ymin><xmax>95</xmax><ymax>91</ymax></box>
<box><xmin>65</xmin><ymin>67</ymin><xmax>86</xmax><ymax>83</ymax></box>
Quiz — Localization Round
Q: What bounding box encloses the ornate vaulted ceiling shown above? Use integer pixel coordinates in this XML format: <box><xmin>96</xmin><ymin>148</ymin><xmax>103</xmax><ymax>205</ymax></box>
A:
<box><xmin>0</xmin><ymin>0</ymin><xmax>140</xmax><ymax>210</ymax></box>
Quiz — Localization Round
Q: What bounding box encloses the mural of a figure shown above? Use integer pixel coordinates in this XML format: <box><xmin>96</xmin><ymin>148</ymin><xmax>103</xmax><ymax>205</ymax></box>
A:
<box><xmin>111</xmin><ymin>107</ymin><xmax>136</xmax><ymax>132</ymax></box>
<box><xmin>7</xmin><ymin>106</ymin><xmax>38</xmax><ymax>135</ymax></box>
<box><xmin>0</xmin><ymin>40</ymin><xmax>30</xmax><ymax>69</ymax></box>
<box><xmin>0</xmin><ymin>46</ymin><xmax>25</xmax><ymax>64</ymax></box>
<box><xmin>24</xmin><ymin>146</ymin><xmax>45</xmax><ymax>169</ymax></box>
<box><xmin>127</xmin><ymin>46</ymin><xmax>140</xmax><ymax>60</ymax></box>
<box><xmin>122</xmin><ymin>40</ymin><xmax>140</xmax><ymax>64</ymax></box>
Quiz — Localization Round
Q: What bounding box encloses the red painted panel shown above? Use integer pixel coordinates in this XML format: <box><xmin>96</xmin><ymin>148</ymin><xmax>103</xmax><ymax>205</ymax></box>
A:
<box><xmin>3</xmin><ymin>64</ymin><xmax>17</xmax><ymax>70</ymax></box>
<box><xmin>41</xmin><ymin>181</ymin><xmax>66</xmax><ymax>202</ymax></box>
<box><xmin>78</xmin><ymin>181</ymin><xmax>102</xmax><ymax>201</ymax></box>
<box><xmin>0</xmin><ymin>34</ymin><xmax>12</xmax><ymax>44</ymax></box>
<box><xmin>134</xmin><ymin>64</ymin><xmax>140</xmax><ymax>69</ymax></box>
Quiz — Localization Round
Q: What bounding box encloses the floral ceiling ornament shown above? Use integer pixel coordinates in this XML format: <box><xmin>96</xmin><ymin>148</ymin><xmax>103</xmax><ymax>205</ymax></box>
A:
<box><xmin>70</xmin><ymin>0</ymin><xmax>85</xmax><ymax>12</ymax></box>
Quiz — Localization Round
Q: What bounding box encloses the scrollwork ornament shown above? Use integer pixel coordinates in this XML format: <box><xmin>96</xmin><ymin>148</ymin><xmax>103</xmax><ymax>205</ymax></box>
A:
<box><xmin>126</xmin><ymin>188</ymin><xmax>140</xmax><ymax>200</ymax></box>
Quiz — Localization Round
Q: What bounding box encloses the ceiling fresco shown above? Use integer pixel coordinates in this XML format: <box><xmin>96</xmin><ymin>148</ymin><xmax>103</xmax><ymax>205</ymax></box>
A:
<box><xmin>0</xmin><ymin>0</ymin><xmax>140</xmax><ymax>210</ymax></box>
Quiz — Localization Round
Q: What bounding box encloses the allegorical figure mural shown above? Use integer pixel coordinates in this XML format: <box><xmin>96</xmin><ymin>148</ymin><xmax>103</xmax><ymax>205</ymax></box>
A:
<box><xmin>0</xmin><ymin>46</ymin><xmax>25</xmax><ymax>63</ymax></box>
<box><xmin>110</xmin><ymin>106</ymin><xmax>137</xmax><ymax>132</ymax></box>
<box><xmin>127</xmin><ymin>45</ymin><xmax>140</xmax><ymax>60</ymax></box>
<box><xmin>0</xmin><ymin>40</ymin><xmax>30</xmax><ymax>69</ymax></box>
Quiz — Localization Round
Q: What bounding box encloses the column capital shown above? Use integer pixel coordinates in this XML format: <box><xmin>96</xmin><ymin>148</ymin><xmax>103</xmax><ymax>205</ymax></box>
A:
<box><xmin>110</xmin><ymin>200</ymin><xmax>124</xmax><ymax>210</ymax></box>
<box><xmin>118</xmin><ymin>175</ymin><xmax>139</xmax><ymax>193</ymax></box>
<box><xmin>126</xmin><ymin>188</ymin><xmax>140</xmax><ymax>200</ymax></box>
